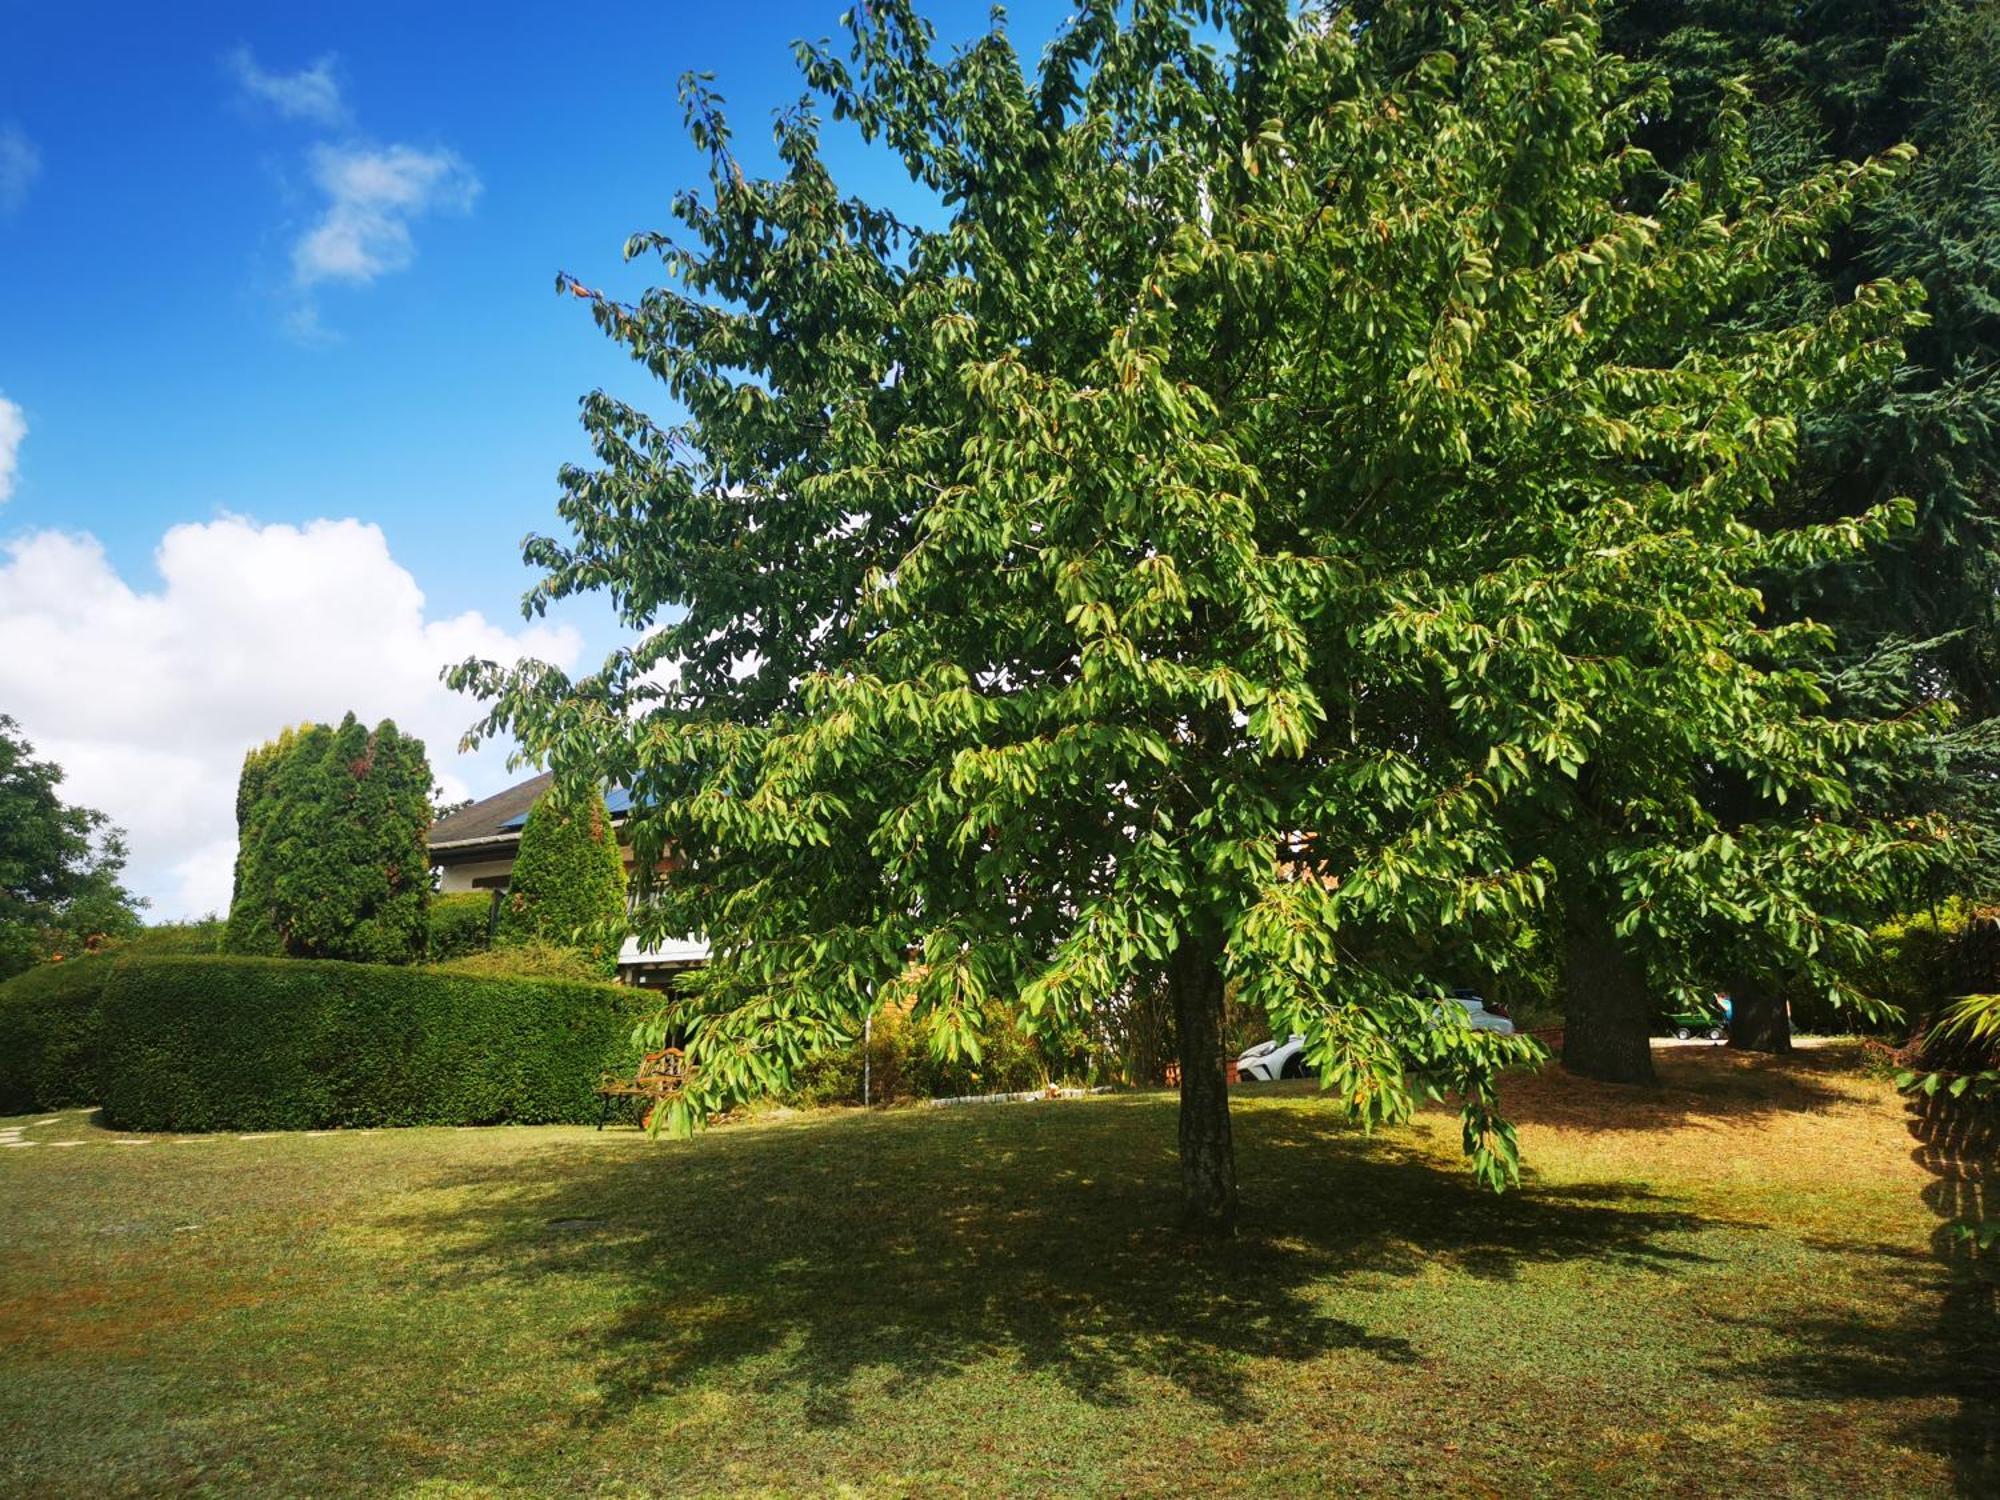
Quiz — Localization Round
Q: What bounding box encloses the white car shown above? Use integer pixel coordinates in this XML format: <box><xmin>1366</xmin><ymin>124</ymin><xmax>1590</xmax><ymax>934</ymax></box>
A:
<box><xmin>1235</xmin><ymin>994</ymin><xmax>1515</xmax><ymax>1082</ymax></box>
<box><xmin>1444</xmin><ymin>992</ymin><xmax>1516</xmax><ymax>1035</ymax></box>
<box><xmin>1236</xmin><ymin>1033</ymin><xmax>1310</xmax><ymax>1082</ymax></box>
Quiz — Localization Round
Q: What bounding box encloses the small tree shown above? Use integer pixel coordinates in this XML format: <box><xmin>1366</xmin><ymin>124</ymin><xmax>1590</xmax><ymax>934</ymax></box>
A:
<box><xmin>456</xmin><ymin>0</ymin><xmax>1949</xmax><ymax>1229</ymax></box>
<box><xmin>495</xmin><ymin>789</ymin><xmax>628</xmax><ymax>975</ymax></box>
<box><xmin>223</xmin><ymin>714</ymin><xmax>433</xmax><ymax>963</ymax></box>
<box><xmin>0</xmin><ymin>716</ymin><xmax>144</xmax><ymax>977</ymax></box>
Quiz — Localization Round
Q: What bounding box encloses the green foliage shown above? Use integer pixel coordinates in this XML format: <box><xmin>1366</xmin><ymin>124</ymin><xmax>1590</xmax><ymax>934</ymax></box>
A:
<box><xmin>1604</xmin><ymin>0</ymin><xmax>2000</xmax><ymax>890</ymax></box>
<box><xmin>454</xmin><ymin>0</ymin><xmax>1949</xmax><ymax>1191</ymax></box>
<box><xmin>431</xmin><ymin>939</ymin><xmax>604</xmax><ymax>982</ymax></box>
<box><xmin>111</xmin><ymin>918</ymin><xmax>225</xmax><ymax>958</ymax></box>
<box><xmin>98</xmin><ymin>955</ymin><xmax>643</xmax><ymax>1131</ymax></box>
<box><xmin>427</xmin><ymin>891</ymin><xmax>495</xmax><ymax>962</ymax></box>
<box><xmin>0</xmin><ymin>955</ymin><xmax>120</xmax><ymax>1113</ymax></box>
<box><xmin>784</xmin><ymin>1002</ymin><xmax>1051</xmax><ymax>1107</ymax></box>
<box><xmin>0</xmin><ymin>716</ymin><xmax>145</xmax><ymax>979</ymax></box>
<box><xmin>223</xmin><ymin>715</ymin><xmax>434</xmax><ymax>964</ymax></box>
<box><xmin>1859</xmin><ymin>900</ymin><xmax>1976</xmax><ymax>1017</ymax></box>
<box><xmin>494</xmin><ymin>790</ymin><xmax>627</xmax><ymax>975</ymax></box>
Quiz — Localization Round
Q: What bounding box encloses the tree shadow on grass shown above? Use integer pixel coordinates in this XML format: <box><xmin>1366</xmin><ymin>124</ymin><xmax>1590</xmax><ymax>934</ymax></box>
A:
<box><xmin>1491</xmin><ymin>1041</ymin><xmax>1868</xmax><ymax>1134</ymax></box>
<box><xmin>375</xmin><ymin>1096</ymin><xmax>1727</xmax><ymax>1428</ymax></box>
<box><xmin>1716</xmin><ymin>1092</ymin><xmax>1998</xmax><ymax>1498</ymax></box>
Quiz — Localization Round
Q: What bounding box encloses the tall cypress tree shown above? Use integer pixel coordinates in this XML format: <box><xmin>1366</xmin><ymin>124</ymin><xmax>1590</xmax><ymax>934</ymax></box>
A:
<box><xmin>223</xmin><ymin>715</ymin><xmax>433</xmax><ymax>963</ymax></box>
<box><xmin>222</xmin><ymin>723</ymin><xmax>316</xmax><ymax>957</ymax></box>
<box><xmin>495</xmin><ymin>789</ymin><xmax>629</xmax><ymax>975</ymax></box>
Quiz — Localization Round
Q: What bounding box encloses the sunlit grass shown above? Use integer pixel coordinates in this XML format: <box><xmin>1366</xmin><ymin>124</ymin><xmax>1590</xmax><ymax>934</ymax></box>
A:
<box><xmin>0</xmin><ymin>1042</ymin><xmax>1988</xmax><ymax>1497</ymax></box>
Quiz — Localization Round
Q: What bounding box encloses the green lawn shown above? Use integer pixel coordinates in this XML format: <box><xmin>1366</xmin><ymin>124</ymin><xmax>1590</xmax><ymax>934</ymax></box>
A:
<box><xmin>0</xmin><ymin>1044</ymin><xmax>1990</xmax><ymax>1498</ymax></box>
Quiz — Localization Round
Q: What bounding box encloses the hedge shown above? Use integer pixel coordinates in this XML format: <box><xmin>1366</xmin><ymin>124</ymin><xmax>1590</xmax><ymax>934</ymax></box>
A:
<box><xmin>0</xmin><ymin>956</ymin><xmax>121</xmax><ymax>1114</ymax></box>
<box><xmin>98</xmin><ymin>955</ymin><xmax>646</xmax><ymax>1132</ymax></box>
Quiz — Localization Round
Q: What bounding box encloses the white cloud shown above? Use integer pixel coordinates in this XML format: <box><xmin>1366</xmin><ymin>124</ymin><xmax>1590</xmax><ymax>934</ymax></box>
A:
<box><xmin>0</xmin><ymin>395</ymin><xmax>23</xmax><ymax>501</ymax></box>
<box><xmin>293</xmin><ymin>143</ymin><xmax>479</xmax><ymax>287</ymax></box>
<box><xmin>0</xmin><ymin>124</ymin><xmax>40</xmax><ymax>214</ymax></box>
<box><xmin>0</xmin><ymin>517</ymin><xmax>582</xmax><ymax>919</ymax></box>
<box><xmin>226</xmin><ymin>47</ymin><xmax>346</xmax><ymax>126</ymax></box>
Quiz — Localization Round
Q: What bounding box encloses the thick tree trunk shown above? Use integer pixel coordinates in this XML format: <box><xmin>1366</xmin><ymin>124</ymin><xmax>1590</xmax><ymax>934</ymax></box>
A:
<box><xmin>1729</xmin><ymin>987</ymin><xmax>1793</xmax><ymax>1054</ymax></box>
<box><xmin>1561</xmin><ymin>904</ymin><xmax>1657</xmax><ymax>1085</ymax></box>
<box><xmin>1170</xmin><ymin>934</ymin><xmax>1238</xmax><ymax>1235</ymax></box>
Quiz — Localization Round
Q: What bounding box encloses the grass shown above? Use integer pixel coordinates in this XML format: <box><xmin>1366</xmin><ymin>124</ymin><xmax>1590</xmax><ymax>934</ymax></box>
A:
<box><xmin>0</xmin><ymin>1042</ymin><xmax>1991</xmax><ymax>1498</ymax></box>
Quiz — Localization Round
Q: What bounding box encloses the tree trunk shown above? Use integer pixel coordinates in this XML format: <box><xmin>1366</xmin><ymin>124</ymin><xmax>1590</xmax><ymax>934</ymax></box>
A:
<box><xmin>1729</xmin><ymin>986</ymin><xmax>1793</xmax><ymax>1054</ymax></box>
<box><xmin>1170</xmin><ymin>934</ymin><xmax>1238</xmax><ymax>1235</ymax></box>
<box><xmin>1561</xmin><ymin>903</ymin><xmax>1657</xmax><ymax>1085</ymax></box>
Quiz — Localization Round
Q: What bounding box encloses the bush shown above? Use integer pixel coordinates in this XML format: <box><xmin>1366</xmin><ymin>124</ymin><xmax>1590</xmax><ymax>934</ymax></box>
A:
<box><xmin>431</xmin><ymin>940</ymin><xmax>604</xmax><ymax>982</ymax></box>
<box><xmin>112</xmin><ymin>919</ymin><xmax>225</xmax><ymax>958</ymax></box>
<box><xmin>1863</xmin><ymin>901</ymin><xmax>1977</xmax><ymax>1016</ymax></box>
<box><xmin>427</xmin><ymin>892</ymin><xmax>494</xmax><ymax>963</ymax></box>
<box><xmin>0</xmin><ymin>956</ymin><xmax>121</xmax><ymax>1113</ymax></box>
<box><xmin>98</xmin><ymin>955</ymin><xmax>644</xmax><ymax>1131</ymax></box>
<box><xmin>781</xmin><ymin>1002</ymin><xmax>1050</xmax><ymax>1107</ymax></box>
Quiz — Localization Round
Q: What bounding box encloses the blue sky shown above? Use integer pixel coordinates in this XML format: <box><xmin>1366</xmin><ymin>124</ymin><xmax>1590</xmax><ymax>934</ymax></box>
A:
<box><xmin>0</xmin><ymin>0</ymin><xmax>1078</xmax><ymax>915</ymax></box>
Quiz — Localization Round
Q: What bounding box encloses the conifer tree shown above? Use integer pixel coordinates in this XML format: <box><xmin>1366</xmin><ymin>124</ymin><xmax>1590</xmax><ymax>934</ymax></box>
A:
<box><xmin>495</xmin><ymin>789</ymin><xmax>629</xmax><ymax>975</ymax></box>
<box><xmin>224</xmin><ymin>715</ymin><xmax>433</xmax><ymax>963</ymax></box>
<box><xmin>1605</xmin><ymin>0</ymin><xmax>2000</xmax><ymax>891</ymax></box>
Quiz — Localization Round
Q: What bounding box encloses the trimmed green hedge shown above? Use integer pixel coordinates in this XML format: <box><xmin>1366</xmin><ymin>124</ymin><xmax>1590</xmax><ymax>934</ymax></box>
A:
<box><xmin>99</xmin><ymin>955</ymin><xmax>645</xmax><ymax>1132</ymax></box>
<box><xmin>0</xmin><ymin>956</ymin><xmax>121</xmax><ymax>1114</ymax></box>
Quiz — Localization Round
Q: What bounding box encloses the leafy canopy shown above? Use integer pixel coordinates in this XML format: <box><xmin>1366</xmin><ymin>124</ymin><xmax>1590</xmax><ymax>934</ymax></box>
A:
<box><xmin>1604</xmin><ymin>0</ymin><xmax>2000</xmax><ymax>899</ymax></box>
<box><xmin>0</xmin><ymin>715</ymin><xmax>144</xmax><ymax>978</ymax></box>
<box><xmin>457</xmin><ymin>0</ymin><xmax>1945</xmax><ymax>1185</ymax></box>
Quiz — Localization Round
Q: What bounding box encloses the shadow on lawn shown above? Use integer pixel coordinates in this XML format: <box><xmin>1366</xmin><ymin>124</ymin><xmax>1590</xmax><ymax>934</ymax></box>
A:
<box><xmin>1493</xmin><ymin>1041</ymin><xmax>1864</xmax><ymax>1134</ymax></box>
<box><xmin>1708</xmin><ymin>1090</ymin><xmax>1998</xmax><ymax>1498</ymax></box>
<box><xmin>381</xmin><ymin>1098</ymin><xmax>1725</xmax><ymax>1427</ymax></box>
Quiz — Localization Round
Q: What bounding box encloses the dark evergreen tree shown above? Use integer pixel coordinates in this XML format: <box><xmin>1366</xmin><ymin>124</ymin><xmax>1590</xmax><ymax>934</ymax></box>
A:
<box><xmin>1605</xmin><ymin>0</ymin><xmax>2000</xmax><ymax>898</ymax></box>
<box><xmin>222</xmin><ymin>724</ymin><xmax>310</xmax><ymax>957</ymax></box>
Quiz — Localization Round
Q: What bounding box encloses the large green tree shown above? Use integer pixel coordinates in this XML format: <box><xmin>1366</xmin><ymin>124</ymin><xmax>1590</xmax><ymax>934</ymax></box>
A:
<box><xmin>457</xmin><ymin>0</ymin><xmax>1947</xmax><ymax>1229</ymax></box>
<box><xmin>0</xmin><ymin>715</ymin><xmax>144</xmax><ymax>977</ymax></box>
<box><xmin>224</xmin><ymin>714</ymin><xmax>434</xmax><ymax>964</ymax></box>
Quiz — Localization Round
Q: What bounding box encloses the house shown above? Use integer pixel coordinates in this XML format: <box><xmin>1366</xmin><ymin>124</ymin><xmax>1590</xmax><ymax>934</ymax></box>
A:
<box><xmin>427</xmin><ymin>771</ymin><xmax>709</xmax><ymax>987</ymax></box>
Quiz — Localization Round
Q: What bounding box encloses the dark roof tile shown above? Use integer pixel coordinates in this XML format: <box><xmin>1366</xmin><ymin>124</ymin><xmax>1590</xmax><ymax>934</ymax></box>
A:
<box><xmin>427</xmin><ymin>771</ymin><xmax>553</xmax><ymax>848</ymax></box>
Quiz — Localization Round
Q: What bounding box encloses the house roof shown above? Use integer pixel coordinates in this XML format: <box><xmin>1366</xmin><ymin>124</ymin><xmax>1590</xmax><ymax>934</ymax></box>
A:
<box><xmin>495</xmin><ymin>784</ymin><xmax>633</xmax><ymax>832</ymax></box>
<box><xmin>427</xmin><ymin>771</ymin><xmax>554</xmax><ymax>850</ymax></box>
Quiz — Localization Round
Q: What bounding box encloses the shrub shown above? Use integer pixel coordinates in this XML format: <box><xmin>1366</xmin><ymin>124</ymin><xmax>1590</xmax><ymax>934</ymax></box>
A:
<box><xmin>431</xmin><ymin>940</ymin><xmax>604</xmax><ymax>982</ymax></box>
<box><xmin>496</xmin><ymin>790</ymin><xmax>628</xmax><ymax>974</ymax></box>
<box><xmin>427</xmin><ymin>892</ymin><xmax>494</xmax><ymax>963</ymax></box>
<box><xmin>785</xmin><ymin>1004</ymin><xmax>915</xmax><ymax>1107</ymax></box>
<box><xmin>781</xmin><ymin>1002</ymin><xmax>1050</xmax><ymax>1107</ymax></box>
<box><xmin>112</xmin><ymin>919</ymin><xmax>225</xmax><ymax>958</ymax></box>
<box><xmin>1863</xmin><ymin>901</ymin><xmax>1977</xmax><ymax>1016</ymax></box>
<box><xmin>0</xmin><ymin>956</ymin><xmax>121</xmax><ymax>1113</ymax></box>
<box><xmin>98</xmin><ymin>955</ymin><xmax>644</xmax><ymax>1131</ymax></box>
